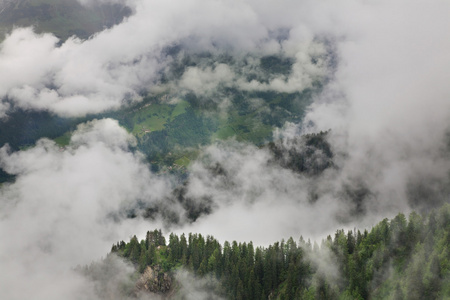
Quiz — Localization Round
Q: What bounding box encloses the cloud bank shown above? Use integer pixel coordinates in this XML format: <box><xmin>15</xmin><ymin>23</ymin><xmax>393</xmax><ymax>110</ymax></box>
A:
<box><xmin>0</xmin><ymin>0</ymin><xmax>333</xmax><ymax>118</ymax></box>
<box><xmin>0</xmin><ymin>119</ymin><xmax>171</xmax><ymax>299</ymax></box>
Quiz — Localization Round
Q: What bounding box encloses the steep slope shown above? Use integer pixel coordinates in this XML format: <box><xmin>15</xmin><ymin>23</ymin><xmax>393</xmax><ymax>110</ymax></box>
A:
<box><xmin>0</xmin><ymin>0</ymin><xmax>131</xmax><ymax>41</ymax></box>
<box><xmin>82</xmin><ymin>204</ymin><xmax>450</xmax><ymax>299</ymax></box>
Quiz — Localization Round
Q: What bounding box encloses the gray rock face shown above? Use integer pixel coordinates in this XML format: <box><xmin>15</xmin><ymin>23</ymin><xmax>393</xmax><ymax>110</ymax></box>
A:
<box><xmin>136</xmin><ymin>266</ymin><xmax>173</xmax><ymax>294</ymax></box>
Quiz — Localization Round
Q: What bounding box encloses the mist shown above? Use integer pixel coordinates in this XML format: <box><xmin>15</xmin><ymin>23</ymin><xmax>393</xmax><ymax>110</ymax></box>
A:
<box><xmin>1</xmin><ymin>0</ymin><xmax>450</xmax><ymax>298</ymax></box>
<box><xmin>0</xmin><ymin>119</ymin><xmax>171</xmax><ymax>299</ymax></box>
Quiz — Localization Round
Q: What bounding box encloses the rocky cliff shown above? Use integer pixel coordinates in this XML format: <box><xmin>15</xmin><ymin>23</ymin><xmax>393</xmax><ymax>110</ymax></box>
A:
<box><xmin>136</xmin><ymin>266</ymin><xmax>173</xmax><ymax>295</ymax></box>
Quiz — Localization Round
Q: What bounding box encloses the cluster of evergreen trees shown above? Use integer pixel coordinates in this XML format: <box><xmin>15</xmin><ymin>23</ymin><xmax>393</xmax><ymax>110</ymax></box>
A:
<box><xmin>111</xmin><ymin>204</ymin><xmax>450</xmax><ymax>299</ymax></box>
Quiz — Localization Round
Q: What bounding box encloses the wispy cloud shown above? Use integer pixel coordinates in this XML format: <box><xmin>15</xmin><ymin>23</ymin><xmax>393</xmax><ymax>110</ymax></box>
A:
<box><xmin>0</xmin><ymin>119</ymin><xmax>171</xmax><ymax>299</ymax></box>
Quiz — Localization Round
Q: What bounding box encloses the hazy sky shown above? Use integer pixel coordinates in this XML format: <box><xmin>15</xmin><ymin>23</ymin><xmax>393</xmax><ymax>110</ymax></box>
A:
<box><xmin>1</xmin><ymin>0</ymin><xmax>450</xmax><ymax>299</ymax></box>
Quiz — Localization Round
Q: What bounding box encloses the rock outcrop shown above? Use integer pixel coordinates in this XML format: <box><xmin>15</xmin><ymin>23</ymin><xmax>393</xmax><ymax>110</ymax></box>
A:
<box><xmin>136</xmin><ymin>266</ymin><xmax>173</xmax><ymax>294</ymax></box>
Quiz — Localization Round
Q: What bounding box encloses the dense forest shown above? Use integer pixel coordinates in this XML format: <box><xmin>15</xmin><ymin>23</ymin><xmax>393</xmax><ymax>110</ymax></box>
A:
<box><xmin>0</xmin><ymin>0</ymin><xmax>131</xmax><ymax>42</ymax></box>
<box><xmin>81</xmin><ymin>204</ymin><xmax>450</xmax><ymax>299</ymax></box>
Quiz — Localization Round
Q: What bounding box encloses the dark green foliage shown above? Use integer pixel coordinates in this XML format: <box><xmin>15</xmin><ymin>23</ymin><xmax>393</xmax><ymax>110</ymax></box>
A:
<box><xmin>253</xmin><ymin>90</ymin><xmax>312</xmax><ymax>128</ymax></box>
<box><xmin>260</xmin><ymin>55</ymin><xmax>294</xmax><ymax>75</ymax></box>
<box><xmin>0</xmin><ymin>168</ymin><xmax>15</xmax><ymax>184</ymax></box>
<box><xmin>166</xmin><ymin>107</ymin><xmax>217</xmax><ymax>147</ymax></box>
<box><xmin>0</xmin><ymin>52</ymin><xmax>319</xmax><ymax>177</ymax></box>
<box><xmin>142</xmin><ymin>182</ymin><xmax>215</xmax><ymax>225</ymax></box>
<box><xmin>112</xmin><ymin>204</ymin><xmax>450</xmax><ymax>299</ymax></box>
<box><xmin>0</xmin><ymin>109</ymin><xmax>84</xmax><ymax>151</ymax></box>
<box><xmin>137</xmin><ymin>107</ymin><xmax>216</xmax><ymax>162</ymax></box>
<box><xmin>185</xmin><ymin>92</ymin><xmax>219</xmax><ymax>111</ymax></box>
<box><xmin>0</xmin><ymin>0</ymin><xmax>131</xmax><ymax>42</ymax></box>
<box><xmin>268</xmin><ymin>130</ymin><xmax>334</xmax><ymax>176</ymax></box>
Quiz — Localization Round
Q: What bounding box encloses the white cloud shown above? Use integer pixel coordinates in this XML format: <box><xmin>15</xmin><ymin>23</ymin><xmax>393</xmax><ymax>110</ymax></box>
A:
<box><xmin>178</xmin><ymin>63</ymin><xmax>235</xmax><ymax>97</ymax></box>
<box><xmin>0</xmin><ymin>0</ymin><xmax>333</xmax><ymax>117</ymax></box>
<box><xmin>0</xmin><ymin>119</ymin><xmax>170</xmax><ymax>299</ymax></box>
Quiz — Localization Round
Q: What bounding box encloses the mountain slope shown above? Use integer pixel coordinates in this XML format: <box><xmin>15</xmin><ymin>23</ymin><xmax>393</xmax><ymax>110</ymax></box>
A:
<box><xmin>82</xmin><ymin>204</ymin><xmax>450</xmax><ymax>299</ymax></box>
<box><xmin>0</xmin><ymin>0</ymin><xmax>131</xmax><ymax>41</ymax></box>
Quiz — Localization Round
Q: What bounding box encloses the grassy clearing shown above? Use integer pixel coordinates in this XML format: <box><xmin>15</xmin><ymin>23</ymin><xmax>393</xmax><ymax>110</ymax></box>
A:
<box><xmin>170</xmin><ymin>100</ymin><xmax>189</xmax><ymax>120</ymax></box>
<box><xmin>174</xmin><ymin>156</ymin><xmax>190</xmax><ymax>167</ymax></box>
<box><xmin>131</xmin><ymin>104</ymin><xmax>173</xmax><ymax>136</ymax></box>
<box><xmin>222</xmin><ymin>110</ymin><xmax>273</xmax><ymax>144</ymax></box>
<box><xmin>213</xmin><ymin>125</ymin><xmax>236</xmax><ymax>140</ymax></box>
<box><xmin>54</xmin><ymin>131</ymin><xmax>72</xmax><ymax>146</ymax></box>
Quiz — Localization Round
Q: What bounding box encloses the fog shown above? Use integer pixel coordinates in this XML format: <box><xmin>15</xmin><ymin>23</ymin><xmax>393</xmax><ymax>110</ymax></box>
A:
<box><xmin>1</xmin><ymin>0</ymin><xmax>450</xmax><ymax>298</ymax></box>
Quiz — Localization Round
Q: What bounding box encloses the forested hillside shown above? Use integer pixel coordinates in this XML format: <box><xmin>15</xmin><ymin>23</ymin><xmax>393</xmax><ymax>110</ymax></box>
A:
<box><xmin>0</xmin><ymin>51</ymin><xmax>321</xmax><ymax>179</ymax></box>
<box><xmin>81</xmin><ymin>204</ymin><xmax>450</xmax><ymax>299</ymax></box>
<box><xmin>0</xmin><ymin>0</ymin><xmax>131</xmax><ymax>41</ymax></box>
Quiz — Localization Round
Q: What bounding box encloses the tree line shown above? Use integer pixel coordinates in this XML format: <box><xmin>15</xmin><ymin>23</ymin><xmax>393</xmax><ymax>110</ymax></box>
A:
<box><xmin>111</xmin><ymin>204</ymin><xmax>450</xmax><ymax>299</ymax></box>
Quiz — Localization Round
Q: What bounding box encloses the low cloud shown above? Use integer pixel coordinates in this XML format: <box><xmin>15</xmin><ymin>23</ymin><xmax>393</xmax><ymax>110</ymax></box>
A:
<box><xmin>81</xmin><ymin>254</ymin><xmax>162</xmax><ymax>300</ymax></box>
<box><xmin>77</xmin><ymin>0</ymin><xmax>135</xmax><ymax>7</ymax></box>
<box><xmin>0</xmin><ymin>0</ymin><xmax>333</xmax><ymax>118</ymax></box>
<box><xmin>0</xmin><ymin>119</ymin><xmax>171</xmax><ymax>299</ymax></box>
<box><xmin>178</xmin><ymin>63</ymin><xmax>235</xmax><ymax>97</ymax></box>
<box><xmin>163</xmin><ymin>38</ymin><xmax>329</xmax><ymax>106</ymax></box>
<box><xmin>0</xmin><ymin>27</ymin><xmax>157</xmax><ymax>117</ymax></box>
<box><xmin>175</xmin><ymin>269</ymin><xmax>225</xmax><ymax>300</ymax></box>
<box><xmin>301</xmin><ymin>0</ymin><xmax>450</xmax><ymax>217</ymax></box>
<box><xmin>168</xmin><ymin>141</ymin><xmax>348</xmax><ymax>244</ymax></box>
